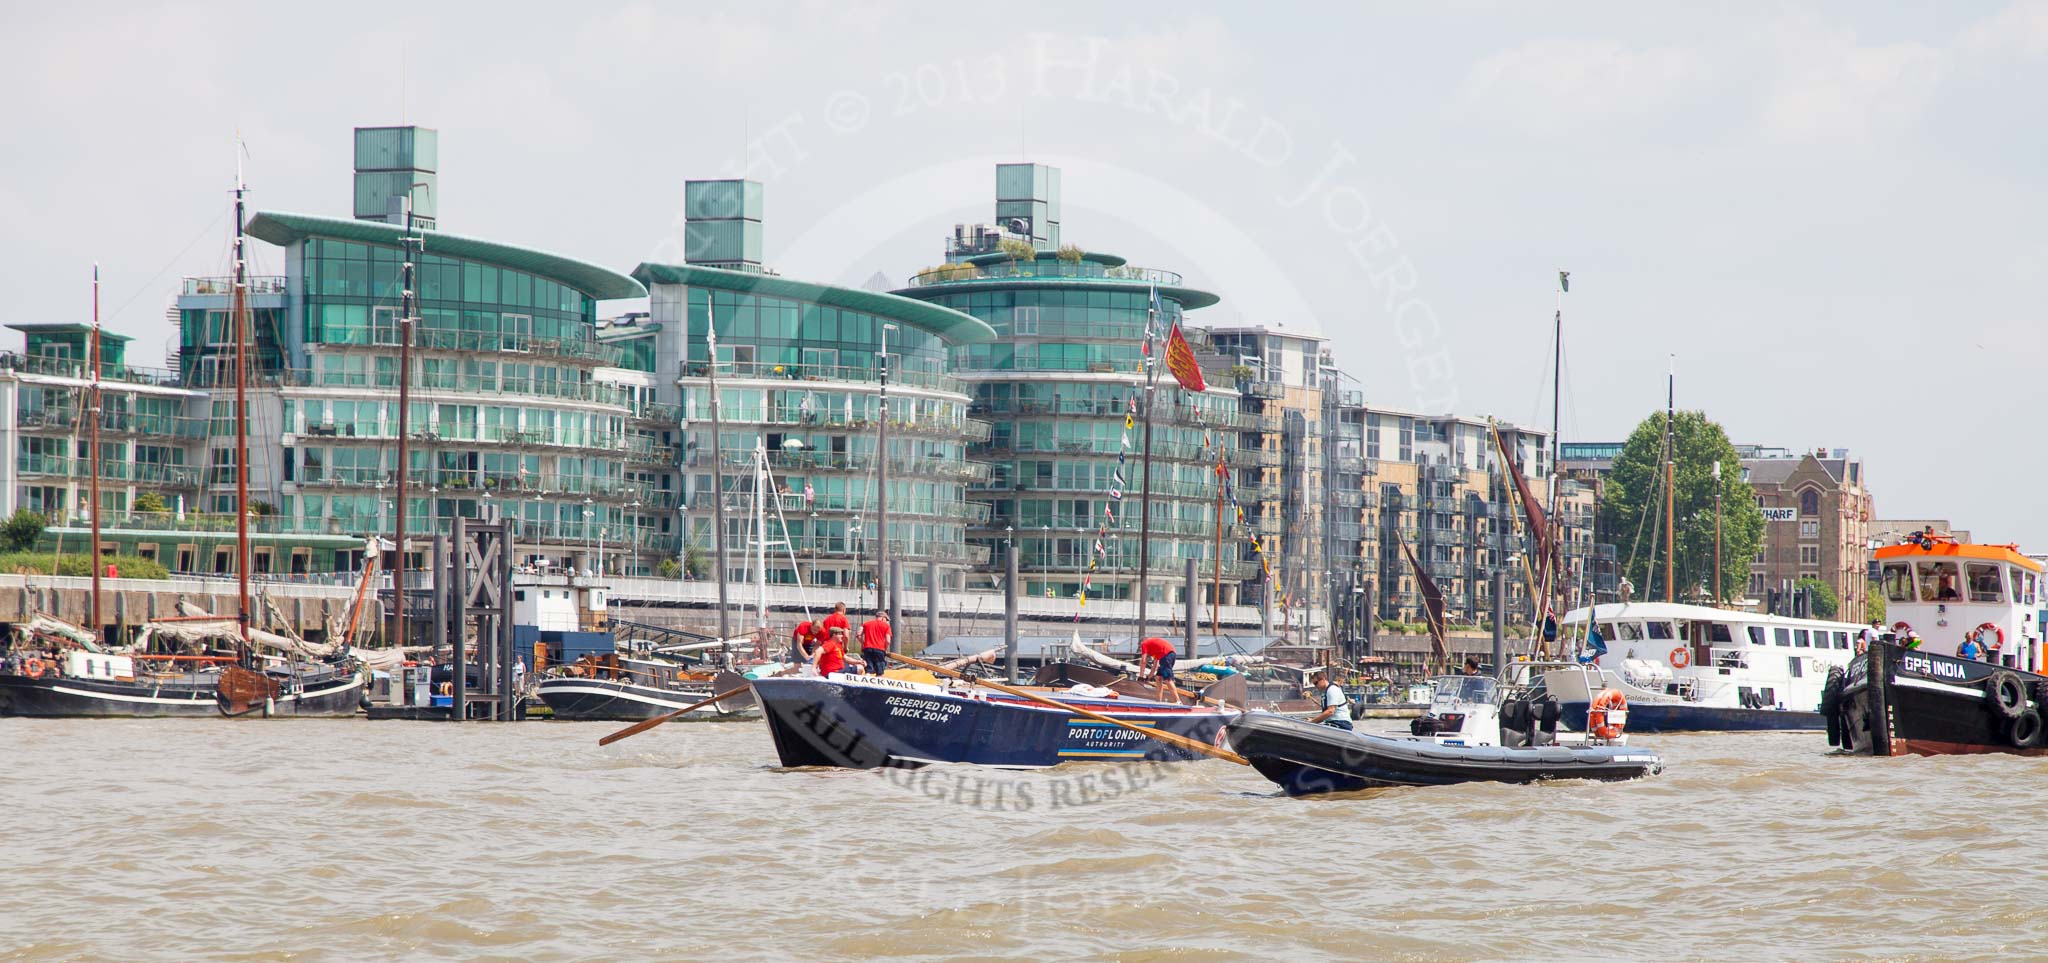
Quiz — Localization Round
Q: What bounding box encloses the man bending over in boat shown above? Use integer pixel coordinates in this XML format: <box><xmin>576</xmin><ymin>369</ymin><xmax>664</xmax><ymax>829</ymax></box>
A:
<box><xmin>1306</xmin><ymin>670</ymin><xmax>1353</xmax><ymax>731</ymax></box>
<box><xmin>1138</xmin><ymin>637</ymin><xmax>1178</xmax><ymax>699</ymax></box>
<box><xmin>792</xmin><ymin>619</ymin><xmax>822</xmax><ymax>664</ymax></box>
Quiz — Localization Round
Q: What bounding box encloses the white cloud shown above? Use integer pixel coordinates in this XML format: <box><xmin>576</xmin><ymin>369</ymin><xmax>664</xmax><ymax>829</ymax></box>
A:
<box><xmin>1757</xmin><ymin>14</ymin><xmax>1947</xmax><ymax>143</ymax></box>
<box><xmin>1461</xmin><ymin>37</ymin><xmax>1712</xmax><ymax>133</ymax></box>
<box><xmin>1960</xmin><ymin>0</ymin><xmax>2048</xmax><ymax>57</ymax></box>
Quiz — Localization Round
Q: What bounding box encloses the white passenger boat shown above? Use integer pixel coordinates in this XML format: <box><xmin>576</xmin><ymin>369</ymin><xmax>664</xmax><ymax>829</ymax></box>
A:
<box><xmin>1542</xmin><ymin>602</ymin><xmax>1865</xmax><ymax>732</ymax></box>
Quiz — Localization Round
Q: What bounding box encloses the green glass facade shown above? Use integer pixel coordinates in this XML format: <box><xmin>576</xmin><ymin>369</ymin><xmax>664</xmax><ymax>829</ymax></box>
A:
<box><xmin>899</xmin><ymin>253</ymin><xmax>1256</xmax><ymax>604</ymax></box>
<box><xmin>640</xmin><ymin>266</ymin><xmax>993</xmax><ymax>590</ymax></box>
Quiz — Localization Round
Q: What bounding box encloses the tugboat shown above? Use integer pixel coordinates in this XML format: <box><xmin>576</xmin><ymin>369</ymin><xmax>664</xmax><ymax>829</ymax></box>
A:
<box><xmin>1834</xmin><ymin>532</ymin><xmax>2046</xmax><ymax>756</ymax></box>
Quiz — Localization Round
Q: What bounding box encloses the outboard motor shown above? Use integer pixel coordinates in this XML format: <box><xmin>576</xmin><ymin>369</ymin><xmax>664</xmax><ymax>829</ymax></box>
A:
<box><xmin>1409</xmin><ymin>713</ymin><xmax>1439</xmax><ymax>737</ymax></box>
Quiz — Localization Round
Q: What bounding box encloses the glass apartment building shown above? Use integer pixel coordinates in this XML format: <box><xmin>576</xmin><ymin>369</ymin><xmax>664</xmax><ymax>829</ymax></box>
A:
<box><xmin>896</xmin><ymin>164</ymin><xmax>1263</xmax><ymax>606</ymax></box>
<box><xmin>164</xmin><ymin>127</ymin><xmax>670</xmax><ymax>574</ymax></box>
<box><xmin>636</xmin><ymin>179</ymin><xmax>996</xmax><ymax>592</ymax></box>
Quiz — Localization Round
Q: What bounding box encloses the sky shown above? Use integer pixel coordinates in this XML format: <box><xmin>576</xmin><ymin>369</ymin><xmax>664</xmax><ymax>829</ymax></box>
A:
<box><xmin>4</xmin><ymin>2</ymin><xmax>2044</xmax><ymax>544</ymax></box>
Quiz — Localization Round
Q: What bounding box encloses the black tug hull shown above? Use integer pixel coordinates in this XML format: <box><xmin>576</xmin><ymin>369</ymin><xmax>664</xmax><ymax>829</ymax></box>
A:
<box><xmin>1225</xmin><ymin>712</ymin><xmax>1663</xmax><ymax>796</ymax></box>
<box><xmin>1839</xmin><ymin>642</ymin><xmax>2048</xmax><ymax>757</ymax></box>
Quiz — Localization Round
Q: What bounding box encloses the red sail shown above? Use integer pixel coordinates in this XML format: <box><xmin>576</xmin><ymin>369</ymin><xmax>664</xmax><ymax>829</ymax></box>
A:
<box><xmin>1493</xmin><ymin>427</ymin><xmax>1554</xmax><ymax>572</ymax></box>
<box><xmin>1399</xmin><ymin>537</ymin><xmax>1449</xmax><ymax>668</ymax></box>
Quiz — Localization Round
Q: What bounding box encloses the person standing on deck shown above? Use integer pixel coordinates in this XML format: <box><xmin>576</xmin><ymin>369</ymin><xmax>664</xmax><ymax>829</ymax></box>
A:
<box><xmin>1138</xmin><ymin>637</ymin><xmax>1178</xmax><ymax>699</ymax></box>
<box><xmin>859</xmin><ymin>610</ymin><xmax>892</xmax><ymax>676</ymax></box>
<box><xmin>1305</xmin><ymin>670</ymin><xmax>1353</xmax><ymax>731</ymax></box>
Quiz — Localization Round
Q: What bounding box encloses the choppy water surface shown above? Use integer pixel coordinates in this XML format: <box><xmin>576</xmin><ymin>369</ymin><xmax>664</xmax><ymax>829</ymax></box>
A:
<box><xmin>3</xmin><ymin>718</ymin><xmax>2044</xmax><ymax>961</ymax></box>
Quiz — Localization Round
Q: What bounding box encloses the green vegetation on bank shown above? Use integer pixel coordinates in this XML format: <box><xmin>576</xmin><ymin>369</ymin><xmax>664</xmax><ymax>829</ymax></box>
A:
<box><xmin>0</xmin><ymin>552</ymin><xmax>172</xmax><ymax>580</ymax></box>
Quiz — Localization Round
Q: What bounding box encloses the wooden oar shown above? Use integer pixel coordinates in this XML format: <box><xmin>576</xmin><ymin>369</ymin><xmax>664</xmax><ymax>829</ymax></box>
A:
<box><xmin>597</xmin><ymin>684</ymin><xmax>753</xmax><ymax>747</ymax></box>
<box><xmin>888</xmin><ymin>652</ymin><xmax>1249</xmax><ymax>766</ymax></box>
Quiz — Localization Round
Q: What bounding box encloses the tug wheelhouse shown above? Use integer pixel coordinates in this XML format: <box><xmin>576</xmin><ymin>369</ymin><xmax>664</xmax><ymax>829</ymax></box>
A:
<box><xmin>1874</xmin><ymin>537</ymin><xmax>2043</xmax><ymax>670</ymax></box>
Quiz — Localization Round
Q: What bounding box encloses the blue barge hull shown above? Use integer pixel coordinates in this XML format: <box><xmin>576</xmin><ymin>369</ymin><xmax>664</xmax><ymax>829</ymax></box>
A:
<box><xmin>752</xmin><ymin>675</ymin><xmax>1232</xmax><ymax>769</ymax></box>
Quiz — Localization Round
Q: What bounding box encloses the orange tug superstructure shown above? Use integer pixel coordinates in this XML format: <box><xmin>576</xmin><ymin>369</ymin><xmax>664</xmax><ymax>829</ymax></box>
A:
<box><xmin>1873</xmin><ymin>536</ymin><xmax>2044</xmax><ymax>670</ymax></box>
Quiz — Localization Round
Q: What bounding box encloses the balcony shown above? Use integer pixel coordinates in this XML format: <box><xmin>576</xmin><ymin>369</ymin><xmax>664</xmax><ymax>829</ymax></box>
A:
<box><xmin>0</xmin><ymin>352</ymin><xmax>187</xmax><ymax>389</ymax></box>
<box><xmin>905</xmin><ymin>260</ymin><xmax>1184</xmax><ymax>288</ymax></box>
<box><xmin>318</xmin><ymin>326</ymin><xmax>627</xmax><ymax>368</ymax></box>
<box><xmin>1240</xmin><ymin>380</ymin><xmax>1285</xmax><ymax>400</ymax></box>
<box><xmin>16</xmin><ymin>454</ymin><xmax>202</xmax><ymax>487</ymax></box>
<box><xmin>688</xmin><ymin>449</ymin><xmax>991</xmax><ymax>483</ymax></box>
<box><xmin>677</xmin><ymin>359</ymin><xmax>964</xmax><ymax>395</ymax></box>
<box><xmin>181</xmin><ymin>275</ymin><xmax>289</xmax><ymax>297</ymax></box>
<box><xmin>681</xmin><ymin>489</ymin><xmax>987</xmax><ymax>523</ymax></box>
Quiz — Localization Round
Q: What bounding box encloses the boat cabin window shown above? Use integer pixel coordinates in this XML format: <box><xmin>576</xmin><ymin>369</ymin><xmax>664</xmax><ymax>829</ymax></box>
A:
<box><xmin>1918</xmin><ymin>561</ymin><xmax>1962</xmax><ymax>602</ymax></box>
<box><xmin>1597</xmin><ymin>623</ymin><xmax>1620</xmax><ymax>642</ymax></box>
<box><xmin>2026</xmin><ymin>572</ymin><xmax>2039</xmax><ymax>606</ymax></box>
<box><xmin>1646</xmin><ymin>622</ymin><xmax>1674</xmax><ymax>640</ymax></box>
<box><xmin>1794</xmin><ymin>629</ymin><xmax>1811</xmax><ymax>647</ymax></box>
<box><xmin>1433</xmin><ymin>676</ymin><xmax>1497</xmax><ymax>704</ymax></box>
<box><xmin>1833</xmin><ymin>631</ymin><xmax>1849</xmax><ymax>650</ymax></box>
<box><xmin>1774</xmin><ymin>627</ymin><xmax>1792</xmax><ymax>646</ymax></box>
<box><xmin>1788</xmin><ymin>657</ymin><xmax>1804</xmax><ymax>678</ymax></box>
<box><xmin>1747</xmin><ymin>625</ymin><xmax>1766</xmax><ymax>646</ymax></box>
<box><xmin>1707</xmin><ymin>623</ymin><xmax>1734</xmax><ymax>644</ymax></box>
<box><xmin>1967</xmin><ymin>563</ymin><xmax>2005</xmax><ymax>604</ymax></box>
<box><xmin>1882</xmin><ymin>562</ymin><xmax>1913</xmax><ymax>602</ymax></box>
<box><xmin>1613</xmin><ymin>622</ymin><xmax>1643</xmax><ymax>641</ymax></box>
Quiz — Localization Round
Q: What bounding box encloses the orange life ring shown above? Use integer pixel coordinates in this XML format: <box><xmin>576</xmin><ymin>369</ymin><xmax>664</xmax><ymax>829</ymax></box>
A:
<box><xmin>1669</xmin><ymin>646</ymin><xmax>1691</xmax><ymax>669</ymax></box>
<box><xmin>22</xmin><ymin>658</ymin><xmax>45</xmax><ymax>680</ymax></box>
<box><xmin>1971</xmin><ymin>622</ymin><xmax>2005</xmax><ymax>651</ymax></box>
<box><xmin>1587</xmin><ymin>688</ymin><xmax>1629</xmax><ymax>740</ymax></box>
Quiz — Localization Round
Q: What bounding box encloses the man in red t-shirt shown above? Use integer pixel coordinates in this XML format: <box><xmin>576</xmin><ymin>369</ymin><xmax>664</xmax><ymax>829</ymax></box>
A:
<box><xmin>791</xmin><ymin>620</ymin><xmax>820</xmax><ymax>664</ymax></box>
<box><xmin>821</xmin><ymin>602</ymin><xmax>851</xmax><ymax>643</ymax></box>
<box><xmin>1138</xmin><ymin>636</ymin><xmax>1179</xmax><ymax>697</ymax></box>
<box><xmin>859</xmin><ymin>610</ymin><xmax>892</xmax><ymax>676</ymax></box>
<box><xmin>811</xmin><ymin>629</ymin><xmax>847</xmax><ymax>676</ymax></box>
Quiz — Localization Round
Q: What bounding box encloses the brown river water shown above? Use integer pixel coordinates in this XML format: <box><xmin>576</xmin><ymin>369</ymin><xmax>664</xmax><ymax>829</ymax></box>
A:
<box><xmin>3</xmin><ymin>718</ymin><xmax>2043</xmax><ymax>961</ymax></box>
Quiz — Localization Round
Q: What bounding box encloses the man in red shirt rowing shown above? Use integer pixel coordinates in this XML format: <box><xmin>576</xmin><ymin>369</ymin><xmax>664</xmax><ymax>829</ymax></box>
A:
<box><xmin>859</xmin><ymin>610</ymin><xmax>893</xmax><ymax>676</ymax></box>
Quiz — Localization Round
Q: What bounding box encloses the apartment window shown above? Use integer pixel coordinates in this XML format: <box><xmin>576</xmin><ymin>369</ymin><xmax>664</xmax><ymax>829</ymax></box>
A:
<box><xmin>1799</xmin><ymin>519</ymin><xmax>1819</xmax><ymax>538</ymax></box>
<box><xmin>1799</xmin><ymin>489</ymin><xmax>1821</xmax><ymax>516</ymax></box>
<box><xmin>1800</xmin><ymin>546</ymin><xmax>1820</xmax><ymax>566</ymax></box>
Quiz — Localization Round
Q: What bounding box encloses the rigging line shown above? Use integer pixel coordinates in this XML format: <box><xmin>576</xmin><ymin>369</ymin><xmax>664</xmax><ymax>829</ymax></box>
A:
<box><xmin>101</xmin><ymin>207</ymin><xmax>231</xmax><ymax>326</ymax></box>
<box><xmin>757</xmin><ymin>447</ymin><xmax>813</xmax><ymax>621</ymax></box>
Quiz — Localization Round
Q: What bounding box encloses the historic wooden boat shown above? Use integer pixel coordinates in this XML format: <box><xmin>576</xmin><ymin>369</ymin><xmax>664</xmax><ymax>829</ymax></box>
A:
<box><xmin>751</xmin><ymin>672</ymin><xmax>1234</xmax><ymax>769</ymax></box>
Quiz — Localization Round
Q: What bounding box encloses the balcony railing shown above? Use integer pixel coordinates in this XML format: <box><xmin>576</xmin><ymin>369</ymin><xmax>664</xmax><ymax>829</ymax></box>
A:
<box><xmin>181</xmin><ymin>276</ymin><xmax>289</xmax><ymax>297</ymax></box>
<box><xmin>681</xmin><ymin>490</ymin><xmax>990</xmax><ymax>523</ymax></box>
<box><xmin>677</xmin><ymin>359</ymin><xmax>964</xmax><ymax>394</ymax></box>
<box><xmin>18</xmin><ymin>455</ymin><xmax>202</xmax><ymax>487</ymax></box>
<box><xmin>684</xmin><ymin>449</ymin><xmax>991</xmax><ymax>482</ymax></box>
<box><xmin>0</xmin><ymin>352</ymin><xmax>187</xmax><ymax>389</ymax></box>
<box><xmin>906</xmin><ymin>261</ymin><xmax>1185</xmax><ymax>288</ymax></box>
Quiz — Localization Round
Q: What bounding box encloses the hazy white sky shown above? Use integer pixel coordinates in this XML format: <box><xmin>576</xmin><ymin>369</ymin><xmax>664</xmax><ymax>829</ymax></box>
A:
<box><xmin>5</xmin><ymin>2</ymin><xmax>2044</xmax><ymax>544</ymax></box>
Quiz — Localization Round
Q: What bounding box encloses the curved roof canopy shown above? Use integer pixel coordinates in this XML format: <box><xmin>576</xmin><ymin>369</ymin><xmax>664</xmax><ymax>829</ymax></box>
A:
<box><xmin>245</xmin><ymin>211</ymin><xmax>646</xmax><ymax>301</ymax></box>
<box><xmin>633</xmin><ymin>262</ymin><xmax>996</xmax><ymax>345</ymax></box>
